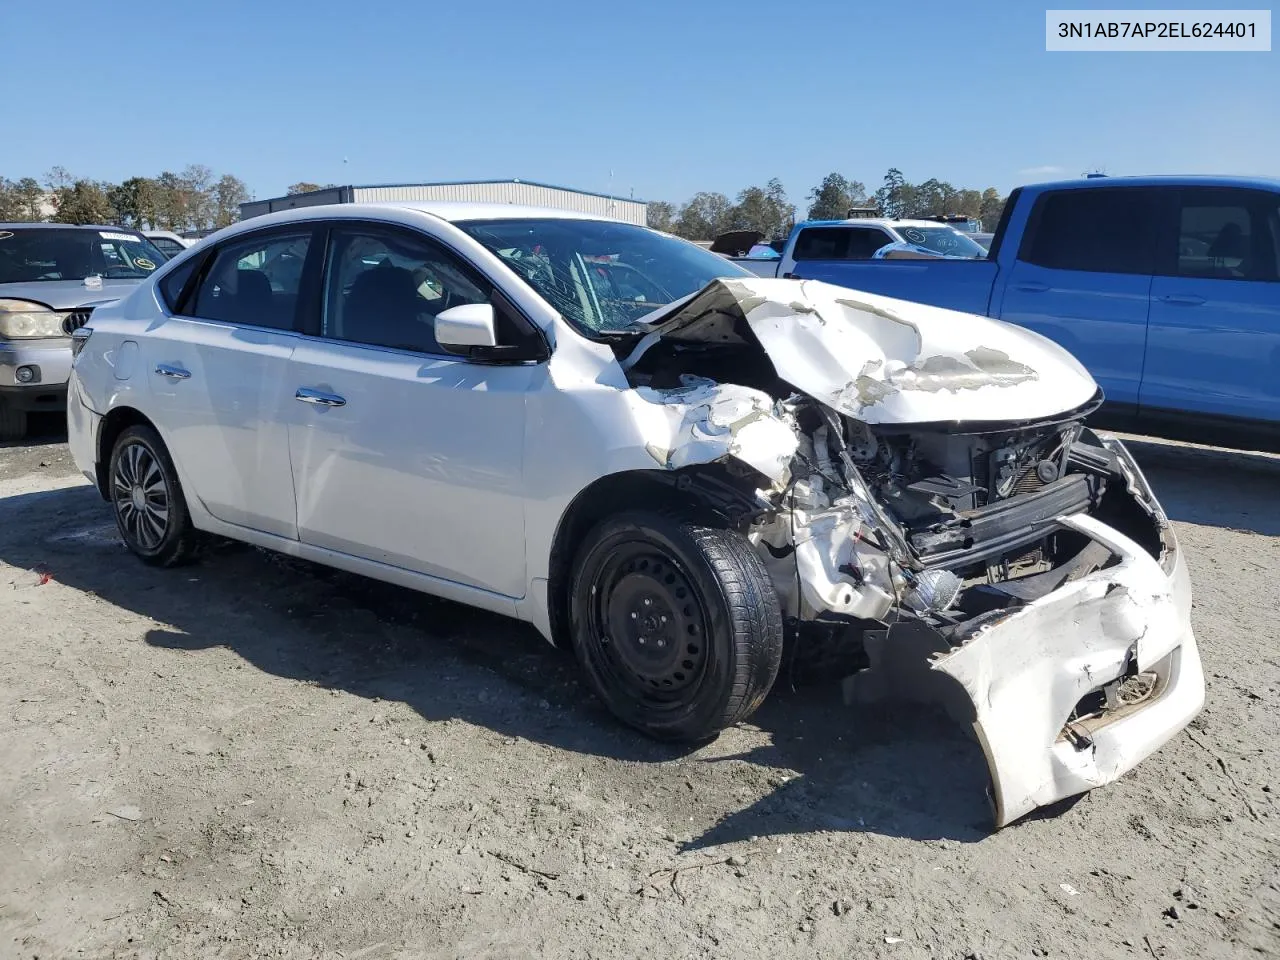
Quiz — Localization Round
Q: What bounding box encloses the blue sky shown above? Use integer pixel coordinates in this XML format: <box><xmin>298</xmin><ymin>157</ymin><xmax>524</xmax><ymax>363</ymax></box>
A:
<box><xmin>4</xmin><ymin>0</ymin><xmax>1276</xmax><ymax>205</ymax></box>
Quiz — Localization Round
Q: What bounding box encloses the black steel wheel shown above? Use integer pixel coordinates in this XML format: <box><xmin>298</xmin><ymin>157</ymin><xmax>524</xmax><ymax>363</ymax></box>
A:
<box><xmin>109</xmin><ymin>424</ymin><xmax>199</xmax><ymax>567</ymax></box>
<box><xmin>569</xmin><ymin>511</ymin><xmax>784</xmax><ymax>742</ymax></box>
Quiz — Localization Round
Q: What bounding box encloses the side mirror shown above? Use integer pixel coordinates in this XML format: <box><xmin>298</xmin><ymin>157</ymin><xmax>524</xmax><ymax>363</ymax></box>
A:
<box><xmin>435</xmin><ymin>303</ymin><xmax>497</xmax><ymax>355</ymax></box>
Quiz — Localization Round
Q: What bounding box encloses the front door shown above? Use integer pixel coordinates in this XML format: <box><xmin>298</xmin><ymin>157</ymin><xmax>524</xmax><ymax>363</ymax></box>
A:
<box><xmin>1143</xmin><ymin>187</ymin><xmax>1280</xmax><ymax>422</ymax></box>
<box><xmin>285</xmin><ymin>222</ymin><xmax>533</xmax><ymax>598</ymax></box>
<box><xmin>996</xmin><ymin>187</ymin><xmax>1162</xmax><ymax>409</ymax></box>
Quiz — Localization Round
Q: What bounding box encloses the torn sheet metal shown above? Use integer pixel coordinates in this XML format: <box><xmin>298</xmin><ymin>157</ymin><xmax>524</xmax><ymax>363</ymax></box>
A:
<box><xmin>630</xmin><ymin>277</ymin><xmax>1099</xmax><ymax>426</ymax></box>
<box><xmin>929</xmin><ymin>513</ymin><xmax>1203</xmax><ymax>826</ymax></box>
<box><xmin>753</xmin><ymin>496</ymin><xmax>898</xmax><ymax>621</ymax></box>
<box><xmin>634</xmin><ymin>374</ymin><xmax>798</xmax><ymax>485</ymax></box>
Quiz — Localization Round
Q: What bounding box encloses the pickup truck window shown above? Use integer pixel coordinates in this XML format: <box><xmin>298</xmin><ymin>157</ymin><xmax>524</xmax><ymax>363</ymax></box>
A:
<box><xmin>1174</xmin><ymin>190</ymin><xmax>1280</xmax><ymax>282</ymax></box>
<box><xmin>893</xmin><ymin>225</ymin><xmax>987</xmax><ymax>259</ymax></box>
<box><xmin>1020</xmin><ymin>188</ymin><xmax>1159</xmax><ymax>275</ymax></box>
<box><xmin>793</xmin><ymin>227</ymin><xmax>893</xmax><ymax>261</ymax></box>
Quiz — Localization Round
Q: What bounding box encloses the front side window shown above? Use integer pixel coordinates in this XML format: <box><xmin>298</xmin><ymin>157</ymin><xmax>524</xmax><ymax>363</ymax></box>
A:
<box><xmin>457</xmin><ymin>218</ymin><xmax>749</xmax><ymax>335</ymax></box>
<box><xmin>189</xmin><ymin>231</ymin><xmax>311</xmax><ymax>330</ymax></box>
<box><xmin>846</xmin><ymin>228</ymin><xmax>896</xmax><ymax>258</ymax></box>
<box><xmin>323</xmin><ymin>227</ymin><xmax>489</xmax><ymax>353</ymax></box>
<box><xmin>0</xmin><ymin>228</ymin><xmax>166</xmax><ymax>283</ymax></box>
<box><xmin>1020</xmin><ymin>188</ymin><xmax>1159</xmax><ymax>275</ymax></box>
<box><xmin>1173</xmin><ymin>190</ymin><xmax>1279</xmax><ymax>282</ymax></box>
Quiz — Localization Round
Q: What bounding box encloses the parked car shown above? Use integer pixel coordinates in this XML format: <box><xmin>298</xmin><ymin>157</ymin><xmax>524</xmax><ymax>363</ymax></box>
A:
<box><xmin>66</xmin><ymin>202</ymin><xmax>1202</xmax><ymax>826</ymax></box>
<box><xmin>0</xmin><ymin>223</ymin><xmax>168</xmax><ymax>439</ymax></box>
<box><xmin>730</xmin><ymin>217</ymin><xmax>987</xmax><ymax>276</ymax></box>
<box><xmin>767</xmin><ymin>176</ymin><xmax>1280</xmax><ymax>452</ymax></box>
<box><xmin>144</xmin><ymin>230</ymin><xmax>197</xmax><ymax>259</ymax></box>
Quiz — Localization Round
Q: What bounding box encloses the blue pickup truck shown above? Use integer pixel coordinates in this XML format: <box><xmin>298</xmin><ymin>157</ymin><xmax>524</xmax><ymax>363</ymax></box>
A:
<box><xmin>751</xmin><ymin>176</ymin><xmax>1280</xmax><ymax>452</ymax></box>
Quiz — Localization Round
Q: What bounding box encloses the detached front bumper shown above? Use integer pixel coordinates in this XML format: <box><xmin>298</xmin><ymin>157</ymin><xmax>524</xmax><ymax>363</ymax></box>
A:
<box><xmin>932</xmin><ymin>513</ymin><xmax>1203</xmax><ymax>826</ymax></box>
<box><xmin>0</xmin><ymin>338</ymin><xmax>72</xmax><ymax>412</ymax></box>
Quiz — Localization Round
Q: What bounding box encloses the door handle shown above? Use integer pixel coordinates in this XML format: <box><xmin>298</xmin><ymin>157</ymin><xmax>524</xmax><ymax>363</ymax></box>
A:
<box><xmin>1159</xmin><ymin>294</ymin><xmax>1206</xmax><ymax>306</ymax></box>
<box><xmin>154</xmin><ymin>363</ymin><xmax>191</xmax><ymax>380</ymax></box>
<box><xmin>295</xmin><ymin>388</ymin><xmax>346</xmax><ymax>407</ymax></box>
<box><xmin>1012</xmin><ymin>281</ymin><xmax>1049</xmax><ymax>293</ymax></box>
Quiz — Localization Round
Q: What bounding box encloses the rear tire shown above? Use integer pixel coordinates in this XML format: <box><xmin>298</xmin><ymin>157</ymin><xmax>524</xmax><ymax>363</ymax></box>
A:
<box><xmin>0</xmin><ymin>402</ymin><xmax>27</xmax><ymax>442</ymax></box>
<box><xmin>568</xmin><ymin>511</ymin><xmax>784</xmax><ymax>742</ymax></box>
<box><xmin>108</xmin><ymin>424</ymin><xmax>200</xmax><ymax>567</ymax></box>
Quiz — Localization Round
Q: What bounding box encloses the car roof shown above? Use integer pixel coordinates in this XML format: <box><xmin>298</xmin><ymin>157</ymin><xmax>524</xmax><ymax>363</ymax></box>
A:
<box><xmin>0</xmin><ymin>222</ymin><xmax>143</xmax><ymax>232</ymax></box>
<box><xmin>255</xmin><ymin>201</ymin><xmax>618</xmax><ymax>226</ymax></box>
<box><xmin>186</xmin><ymin>201</ymin><xmax>631</xmax><ymax>249</ymax></box>
<box><xmin>1024</xmin><ymin>174</ymin><xmax>1280</xmax><ymax>192</ymax></box>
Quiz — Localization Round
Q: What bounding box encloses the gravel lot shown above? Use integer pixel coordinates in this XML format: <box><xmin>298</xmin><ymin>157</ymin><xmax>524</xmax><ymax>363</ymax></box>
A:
<box><xmin>1</xmin><ymin>415</ymin><xmax>1277</xmax><ymax>959</ymax></box>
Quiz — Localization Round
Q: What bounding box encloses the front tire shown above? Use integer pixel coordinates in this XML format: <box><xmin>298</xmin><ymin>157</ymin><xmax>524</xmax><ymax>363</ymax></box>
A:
<box><xmin>0</xmin><ymin>401</ymin><xmax>27</xmax><ymax>442</ymax></box>
<box><xmin>108</xmin><ymin>424</ymin><xmax>199</xmax><ymax>567</ymax></box>
<box><xmin>569</xmin><ymin>511</ymin><xmax>784</xmax><ymax>742</ymax></box>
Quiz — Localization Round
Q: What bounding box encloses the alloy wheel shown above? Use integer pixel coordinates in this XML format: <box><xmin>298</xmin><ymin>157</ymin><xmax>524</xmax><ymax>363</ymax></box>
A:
<box><xmin>112</xmin><ymin>441</ymin><xmax>171</xmax><ymax>551</ymax></box>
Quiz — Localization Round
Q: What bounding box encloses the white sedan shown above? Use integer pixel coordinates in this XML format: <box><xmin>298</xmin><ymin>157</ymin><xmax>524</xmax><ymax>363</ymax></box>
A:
<box><xmin>66</xmin><ymin>202</ymin><xmax>1204</xmax><ymax>827</ymax></box>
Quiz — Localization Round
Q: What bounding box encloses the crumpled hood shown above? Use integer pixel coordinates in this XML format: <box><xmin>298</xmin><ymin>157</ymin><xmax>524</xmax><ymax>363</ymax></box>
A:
<box><xmin>0</xmin><ymin>278</ymin><xmax>141</xmax><ymax>311</ymax></box>
<box><xmin>631</xmin><ymin>277</ymin><xmax>1099</xmax><ymax>426</ymax></box>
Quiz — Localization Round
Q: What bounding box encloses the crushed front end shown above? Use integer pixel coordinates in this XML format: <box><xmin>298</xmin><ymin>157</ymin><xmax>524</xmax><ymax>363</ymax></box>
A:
<box><xmin>623</xmin><ymin>278</ymin><xmax>1204</xmax><ymax>826</ymax></box>
<box><xmin>772</xmin><ymin>409</ymin><xmax>1204</xmax><ymax>827</ymax></box>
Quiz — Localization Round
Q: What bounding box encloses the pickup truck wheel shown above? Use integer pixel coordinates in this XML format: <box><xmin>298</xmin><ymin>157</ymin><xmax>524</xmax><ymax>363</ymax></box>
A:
<box><xmin>0</xmin><ymin>402</ymin><xmax>27</xmax><ymax>442</ymax></box>
<box><xmin>108</xmin><ymin>425</ymin><xmax>199</xmax><ymax>567</ymax></box>
<box><xmin>569</xmin><ymin>511</ymin><xmax>784</xmax><ymax>742</ymax></box>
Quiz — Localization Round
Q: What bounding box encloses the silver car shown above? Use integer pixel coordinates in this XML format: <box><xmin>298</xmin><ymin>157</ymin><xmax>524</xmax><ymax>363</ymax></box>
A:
<box><xmin>0</xmin><ymin>223</ymin><xmax>167</xmax><ymax>439</ymax></box>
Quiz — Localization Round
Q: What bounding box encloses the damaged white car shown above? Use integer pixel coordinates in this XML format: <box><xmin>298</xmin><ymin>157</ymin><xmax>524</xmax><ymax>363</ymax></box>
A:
<box><xmin>65</xmin><ymin>203</ymin><xmax>1204</xmax><ymax>827</ymax></box>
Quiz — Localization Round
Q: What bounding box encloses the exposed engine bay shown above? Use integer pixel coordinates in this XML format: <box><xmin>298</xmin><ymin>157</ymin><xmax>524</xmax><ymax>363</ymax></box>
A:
<box><xmin>618</xmin><ymin>277</ymin><xmax>1204</xmax><ymax>826</ymax></box>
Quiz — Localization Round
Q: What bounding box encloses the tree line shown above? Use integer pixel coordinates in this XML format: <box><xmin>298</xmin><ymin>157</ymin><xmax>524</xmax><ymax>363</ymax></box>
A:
<box><xmin>2</xmin><ymin>167</ymin><xmax>1010</xmax><ymax>240</ymax></box>
<box><xmin>647</xmin><ymin>169</ymin><xmax>1008</xmax><ymax>240</ymax></box>
<box><xmin>0</xmin><ymin>166</ymin><xmax>251</xmax><ymax>233</ymax></box>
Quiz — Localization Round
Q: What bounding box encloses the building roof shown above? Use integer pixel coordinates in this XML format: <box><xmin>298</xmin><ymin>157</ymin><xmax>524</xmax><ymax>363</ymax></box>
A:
<box><xmin>375</xmin><ymin>200</ymin><xmax>618</xmax><ymax>222</ymax></box>
<box><xmin>284</xmin><ymin>178</ymin><xmax>646</xmax><ymax>205</ymax></box>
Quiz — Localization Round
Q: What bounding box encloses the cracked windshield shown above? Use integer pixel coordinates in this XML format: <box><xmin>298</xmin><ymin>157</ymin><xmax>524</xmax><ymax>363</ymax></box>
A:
<box><xmin>458</xmin><ymin>218</ymin><xmax>750</xmax><ymax>334</ymax></box>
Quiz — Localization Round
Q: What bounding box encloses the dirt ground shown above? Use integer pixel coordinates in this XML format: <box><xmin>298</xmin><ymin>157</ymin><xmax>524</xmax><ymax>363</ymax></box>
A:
<box><xmin>1</xmin><ymin>414</ymin><xmax>1277</xmax><ymax>960</ymax></box>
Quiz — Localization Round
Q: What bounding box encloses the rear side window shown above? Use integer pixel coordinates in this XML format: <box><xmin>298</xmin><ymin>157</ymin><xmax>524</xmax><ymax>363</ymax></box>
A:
<box><xmin>1020</xmin><ymin>188</ymin><xmax>1160</xmax><ymax>275</ymax></box>
<box><xmin>189</xmin><ymin>231</ymin><xmax>312</xmax><ymax>330</ymax></box>
<box><xmin>792</xmin><ymin>227</ymin><xmax>892</xmax><ymax>261</ymax></box>
<box><xmin>1172</xmin><ymin>189</ymin><xmax>1280</xmax><ymax>282</ymax></box>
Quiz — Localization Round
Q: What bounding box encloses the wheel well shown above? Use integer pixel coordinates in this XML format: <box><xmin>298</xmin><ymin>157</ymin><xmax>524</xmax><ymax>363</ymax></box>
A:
<box><xmin>545</xmin><ymin>466</ymin><xmax>768</xmax><ymax>647</ymax></box>
<box><xmin>94</xmin><ymin>407</ymin><xmax>156</xmax><ymax>499</ymax></box>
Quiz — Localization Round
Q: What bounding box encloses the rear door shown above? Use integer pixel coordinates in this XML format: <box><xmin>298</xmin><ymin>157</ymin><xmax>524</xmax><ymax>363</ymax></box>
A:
<box><xmin>1143</xmin><ymin>187</ymin><xmax>1280</xmax><ymax>422</ymax></box>
<box><xmin>146</xmin><ymin>226</ymin><xmax>317</xmax><ymax>538</ymax></box>
<box><xmin>997</xmin><ymin>187</ymin><xmax>1161</xmax><ymax>409</ymax></box>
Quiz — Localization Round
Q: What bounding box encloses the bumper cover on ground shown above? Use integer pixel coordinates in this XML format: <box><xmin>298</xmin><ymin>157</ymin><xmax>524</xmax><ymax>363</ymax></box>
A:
<box><xmin>846</xmin><ymin>512</ymin><xmax>1203</xmax><ymax>827</ymax></box>
<box><xmin>932</xmin><ymin>513</ymin><xmax>1203</xmax><ymax>826</ymax></box>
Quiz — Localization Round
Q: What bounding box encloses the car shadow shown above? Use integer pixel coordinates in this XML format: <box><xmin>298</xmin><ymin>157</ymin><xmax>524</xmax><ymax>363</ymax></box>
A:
<box><xmin>1123</xmin><ymin>437</ymin><xmax>1280</xmax><ymax>536</ymax></box>
<box><xmin>0</xmin><ymin>483</ymin><xmax>996</xmax><ymax>846</ymax></box>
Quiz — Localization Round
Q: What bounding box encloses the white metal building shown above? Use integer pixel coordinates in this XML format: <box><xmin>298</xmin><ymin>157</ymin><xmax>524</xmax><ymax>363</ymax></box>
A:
<box><xmin>239</xmin><ymin>180</ymin><xmax>648</xmax><ymax>225</ymax></box>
